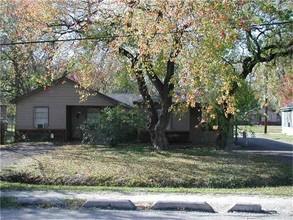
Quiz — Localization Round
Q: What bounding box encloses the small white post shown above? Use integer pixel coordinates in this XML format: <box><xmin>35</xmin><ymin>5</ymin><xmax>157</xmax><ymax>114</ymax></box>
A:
<box><xmin>243</xmin><ymin>130</ymin><xmax>248</xmax><ymax>146</ymax></box>
<box><xmin>50</xmin><ymin>133</ymin><xmax>54</xmax><ymax>140</ymax></box>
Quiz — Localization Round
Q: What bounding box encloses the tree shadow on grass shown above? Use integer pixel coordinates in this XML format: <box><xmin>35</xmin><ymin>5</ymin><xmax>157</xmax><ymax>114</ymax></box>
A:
<box><xmin>86</xmin><ymin>144</ymin><xmax>154</xmax><ymax>154</ymax></box>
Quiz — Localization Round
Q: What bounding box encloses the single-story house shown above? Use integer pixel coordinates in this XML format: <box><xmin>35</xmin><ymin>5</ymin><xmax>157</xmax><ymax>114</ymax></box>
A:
<box><xmin>247</xmin><ymin>107</ymin><xmax>281</xmax><ymax>125</ymax></box>
<box><xmin>11</xmin><ymin>77</ymin><xmax>218</xmax><ymax>144</ymax></box>
<box><xmin>281</xmin><ymin>103</ymin><xmax>293</xmax><ymax>136</ymax></box>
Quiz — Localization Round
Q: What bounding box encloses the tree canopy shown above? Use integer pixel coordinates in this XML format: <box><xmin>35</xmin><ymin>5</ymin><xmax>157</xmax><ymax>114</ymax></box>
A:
<box><xmin>1</xmin><ymin>0</ymin><xmax>292</xmax><ymax>149</ymax></box>
<box><xmin>0</xmin><ymin>0</ymin><xmax>64</xmax><ymax>102</ymax></box>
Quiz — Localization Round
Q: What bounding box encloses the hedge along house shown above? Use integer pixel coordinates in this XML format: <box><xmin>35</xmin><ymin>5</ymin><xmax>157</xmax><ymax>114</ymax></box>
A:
<box><xmin>11</xmin><ymin>77</ymin><xmax>131</xmax><ymax>142</ymax></box>
<box><xmin>11</xmin><ymin>76</ymin><xmax>219</xmax><ymax>144</ymax></box>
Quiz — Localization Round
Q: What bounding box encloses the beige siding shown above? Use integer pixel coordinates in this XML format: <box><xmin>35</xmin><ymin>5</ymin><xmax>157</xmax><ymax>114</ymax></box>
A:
<box><xmin>16</xmin><ymin>80</ymin><xmax>116</xmax><ymax>130</ymax></box>
<box><xmin>170</xmin><ymin>111</ymin><xmax>190</xmax><ymax>131</ymax></box>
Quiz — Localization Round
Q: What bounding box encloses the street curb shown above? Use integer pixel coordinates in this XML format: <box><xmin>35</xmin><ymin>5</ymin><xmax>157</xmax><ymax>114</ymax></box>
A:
<box><xmin>228</xmin><ymin>203</ymin><xmax>266</xmax><ymax>213</ymax></box>
<box><xmin>4</xmin><ymin>196</ymin><xmax>278</xmax><ymax>214</ymax></box>
<box><xmin>82</xmin><ymin>199</ymin><xmax>137</xmax><ymax>210</ymax></box>
<box><xmin>17</xmin><ymin>197</ymin><xmax>65</xmax><ymax>206</ymax></box>
<box><xmin>151</xmin><ymin>201</ymin><xmax>215</xmax><ymax>212</ymax></box>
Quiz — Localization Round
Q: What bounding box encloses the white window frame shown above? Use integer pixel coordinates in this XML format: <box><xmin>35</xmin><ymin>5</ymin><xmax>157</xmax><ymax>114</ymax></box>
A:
<box><xmin>33</xmin><ymin>107</ymin><xmax>49</xmax><ymax>129</ymax></box>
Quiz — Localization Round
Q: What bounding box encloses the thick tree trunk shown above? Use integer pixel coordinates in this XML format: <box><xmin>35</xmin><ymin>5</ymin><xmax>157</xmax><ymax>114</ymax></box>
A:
<box><xmin>147</xmin><ymin>111</ymin><xmax>158</xmax><ymax>146</ymax></box>
<box><xmin>151</xmin><ymin>107</ymin><xmax>171</xmax><ymax>150</ymax></box>
<box><xmin>133</xmin><ymin>70</ymin><xmax>170</xmax><ymax>150</ymax></box>
<box><xmin>120</xmin><ymin>47</ymin><xmax>175</xmax><ymax>151</ymax></box>
<box><xmin>152</xmin><ymin>127</ymin><xmax>169</xmax><ymax>150</ymax></box>
<box><xmin>217</xmin><ymin>111</ymin><xmax>234</xmax><ymax>149</ymax></box>
<box><xmin>147</xmin><ymin>61</ymin><xmax>174</xmax><ymax>150</ymax></box>
<box><xmin>146</xmin><ymin>94</ymin><xmax>172</xmax><ymax>150</ymax></box>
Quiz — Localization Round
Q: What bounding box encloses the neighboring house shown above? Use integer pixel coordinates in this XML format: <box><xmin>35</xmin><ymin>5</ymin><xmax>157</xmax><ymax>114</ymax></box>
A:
<box><xmin>11</xmin><ymin>76</ymin><xmax>218</xmax><ymax>144</ymax></box>
<box><xmin>281</xmin><ymin>103</ymin><xmax>293</xmax><ymax>136</ymax></box>
<box><xmin>247</xmin><ymin>107</ymin><xmax>281</xmax><ymax>125</ymax></box>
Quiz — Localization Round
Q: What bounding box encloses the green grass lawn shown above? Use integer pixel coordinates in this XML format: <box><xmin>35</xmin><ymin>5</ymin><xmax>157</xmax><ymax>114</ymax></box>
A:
<box><xmin>1</xmin><ymin>144</ymin><xmax>291</xmax><ymax>188</ymax></box>
<box><xmin>238</xmin><ymin>125</ymin><xmax>292</xmax><ymax>143</ymax></box>
<box><xmin>238</xmin><ymin>125</ymin><xmax>282</xmax><ymax>134</ymax></box>
<box><xmin>257</xmin><ymin>133</ymin><xmax>293</xmax><ymax>143</ymax></box>
<box><xmin>0</xmin><ymin>181</ymin><xmax>292</xmax><ymax>196</ymax></box>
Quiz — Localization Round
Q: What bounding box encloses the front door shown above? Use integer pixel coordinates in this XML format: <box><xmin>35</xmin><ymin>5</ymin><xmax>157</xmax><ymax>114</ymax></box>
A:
<box><xmin>70</xmin><ymin>106</ymin><xmax>86</xmax><ymax>139</ymax></box>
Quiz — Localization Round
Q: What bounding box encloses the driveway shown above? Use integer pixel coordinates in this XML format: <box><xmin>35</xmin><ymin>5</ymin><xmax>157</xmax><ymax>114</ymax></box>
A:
<box><xmin>234</xmin><ymin>137</ymin><xmax>293</xmax><ymax>164</ymax></box>
<box><xmin>0</xmin><ymin>142</ymin><xmax>62</xmax><ymax>169</ymax></box>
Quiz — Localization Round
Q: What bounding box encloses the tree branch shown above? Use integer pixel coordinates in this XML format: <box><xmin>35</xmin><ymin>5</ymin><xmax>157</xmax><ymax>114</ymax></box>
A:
<box><xmin>262</xmin><ymin>40</ymin><xmax>293</xmax><ymax>52</ymax></box>
<box><xmin>143</xmin><ymin>56</ymin><xmax>164</xmax><ymax>97</ymax></box>
<box><xmin>246</xmin><ymin>30</ymin><xmax>261</xmax><ymax>56</ymax></box>
<box><xmin>119</xmin><ymin>46</ymin><xmax>158</xmax><ymax>122</ymax></box>
<box><xmin>232</xmin><ymin>40</ymin><xmax>292</xmax><ymax>95</ymax></box>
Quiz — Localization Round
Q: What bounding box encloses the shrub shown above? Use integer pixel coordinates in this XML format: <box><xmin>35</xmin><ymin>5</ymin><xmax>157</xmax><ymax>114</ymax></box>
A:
<box><xmin>81</xmin><ymin>106</ymin><xmax>146</xmax><ymax>146</ymax></box>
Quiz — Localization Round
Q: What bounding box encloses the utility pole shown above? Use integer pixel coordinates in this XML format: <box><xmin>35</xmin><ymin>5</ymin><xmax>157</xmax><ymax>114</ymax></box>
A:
<box><xmin>0</xmin><ymin>87</ymin><xmax>6</xmax><ymax>144</ymax></box>
<box><xmin>264</xmin><ymin>98</ymin><xmax>268</xmax><ymax>134</ymax></box>
<box><xmin>264</xmin><ymin>71</ymin><xmax>268</xmax><ymax>134</ymax></box>
<box><xmin>0</xmin><ymin>104</ymin><xmax>7</xmax><ymax>145</ymax></box>
<box><xmin>234</xmin><ymin>115</ymin><xmax>238</xmax><ymax>144</ymax></box>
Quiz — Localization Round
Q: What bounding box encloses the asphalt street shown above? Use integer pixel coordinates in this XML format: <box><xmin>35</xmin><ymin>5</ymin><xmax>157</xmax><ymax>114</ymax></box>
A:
<box><xmin>0</xmin><ymin>208</ymin><xmax>290</xmax><ymax>220</ymax></box>
<box><xmin>1</xmin><ymin>190</ymin><xmax>292</xmax><ymax>216</ymax></box>
<box><xmin>235</xmin><ymin>136</ymin><xmax>293</xmax><ymax>164</ymax></box>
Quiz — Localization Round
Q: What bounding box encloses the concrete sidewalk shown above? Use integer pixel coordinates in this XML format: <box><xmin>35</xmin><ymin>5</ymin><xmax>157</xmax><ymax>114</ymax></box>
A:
<box><xmin>1</xmin><ymin>190</ymin><xmax>292</xmax><ymax>216</ymax></box>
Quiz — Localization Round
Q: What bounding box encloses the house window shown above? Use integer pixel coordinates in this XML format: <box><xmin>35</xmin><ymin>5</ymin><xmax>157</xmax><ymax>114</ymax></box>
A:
<box><xmin>34</xmin><ymin>107</ymin><xmax>49</xmax><ymax>128</ymax></box>
<box><xmin>86</xmin><ymin>107</ymin><xmax>100</xmax><ymax>120</ymax></box>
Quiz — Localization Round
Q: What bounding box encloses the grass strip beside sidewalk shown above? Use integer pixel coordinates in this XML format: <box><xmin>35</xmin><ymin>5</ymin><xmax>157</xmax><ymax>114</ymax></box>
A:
<box><xmin>1</xmin><ymin>181</ymin><xmax>292</xmax><ymax>196</ymax></box>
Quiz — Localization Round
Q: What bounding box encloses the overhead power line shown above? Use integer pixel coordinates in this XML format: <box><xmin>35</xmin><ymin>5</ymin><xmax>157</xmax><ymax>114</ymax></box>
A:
<box><xmin>0</xmin><ymin>30</ymin><xmax>190</xmax><ymax>46</ymax></box>
<box><xmin>251</xmin><ymin>21</ymin><xmax>293</xmax><ymax>27</ymax></box>
<box><xmin>0</xmin><ymin>36</ymin><xmax>109</xmax><ymax>46</ymax></box>
<box><xmin>0</xmin><ymin>21</ymin><xmax>292</xmax><ymax>46</ymax></box>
